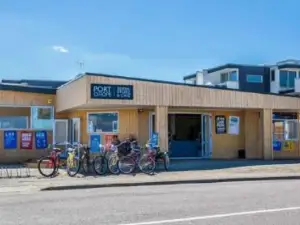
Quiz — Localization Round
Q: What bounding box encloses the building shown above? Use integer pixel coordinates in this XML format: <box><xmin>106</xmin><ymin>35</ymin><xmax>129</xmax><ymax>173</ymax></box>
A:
<box><xmin>0</xmin><ymin>72</ymin><xmax>299</xmax><ymax>163</ymax></box>
<box><xmin>183</xmin><ymin>59</ymin><xmax>300</xmax><ymax>96</ymax></box>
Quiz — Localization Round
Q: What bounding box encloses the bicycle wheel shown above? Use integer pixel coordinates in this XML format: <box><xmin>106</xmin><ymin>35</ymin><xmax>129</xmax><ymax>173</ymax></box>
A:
<box><xmin>93</xmin><ymin>156</ymin><xmax>108</xmax><ymax>175</ymax></box>
<box><xmin>139</xmin><ymin>155</ymin><xmax>156</xmax><ymax>174</ymax></box>
<box><xmin>108</xmin><ymin>155</ymin><xmax>120</xmax><ymax>174</ymax></box>
<box><xmin>118</xmin><ymin>156</ymin><xmax>136</xmax><ymax>174</ymax></box>
<box><xmin>163</xmin><ymin>153</ymin><xmax>170</xmax><ymax>171</ymax></box>
<box><xmin>38</xmin><ymin>156</ymin><xmax>56</xmax><ymax>177</ymax></box>
<box><xmin>66</xmin><ymin>153</ymin><xmax>81</xmax><ymax>177</ymax></box>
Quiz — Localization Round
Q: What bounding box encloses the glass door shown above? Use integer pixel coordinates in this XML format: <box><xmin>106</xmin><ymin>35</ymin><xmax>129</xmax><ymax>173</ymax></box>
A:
<box><xmin>201</xmin><ymin>114</ymin><xmax>212</xmax><ymax>158</ymax></box>
<box><xmin>71</xmin><ymin>118</ymin><xmax>80</xmax><ymax>144</ymax></box>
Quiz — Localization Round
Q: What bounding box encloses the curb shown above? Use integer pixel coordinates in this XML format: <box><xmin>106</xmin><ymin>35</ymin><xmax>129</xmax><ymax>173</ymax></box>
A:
<box><xmin>40</xmin><ymin>175</ymin><xmax>300</xmax><ymax>191</ymax></box>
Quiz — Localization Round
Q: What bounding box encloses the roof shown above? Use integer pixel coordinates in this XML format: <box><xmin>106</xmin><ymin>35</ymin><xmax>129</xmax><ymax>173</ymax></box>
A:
<box><xmin>0</xmin><ymin>83</ymin><xmax>56</xmax><ymax>94</ymax></box>
<box><xmin>2</xmin><ymin>79</ymin><xmax>67</xmax><ymax>89</ymax></box>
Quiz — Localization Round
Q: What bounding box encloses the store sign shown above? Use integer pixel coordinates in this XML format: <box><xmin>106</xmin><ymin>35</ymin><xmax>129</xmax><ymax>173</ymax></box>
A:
<box><xmin>20</xmin><ymin>131</ymin><xmax>33</xmax><ymax>150</ymax></box>
<box><xmin>215</xmin><ymin>115</ymin><xmax>226</xmax><ymax>134</ymax></box>
<box><xmin>91</xmin><ymin>84</ymin><xmax>133</xmax><ymax>100</ymax></box>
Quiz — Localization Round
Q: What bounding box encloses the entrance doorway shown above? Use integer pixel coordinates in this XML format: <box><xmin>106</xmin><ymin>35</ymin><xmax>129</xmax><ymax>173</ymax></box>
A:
<box><xmin>54</xmin><ymin>119</ymin><xmax>68</xmax><ymax>144</ymax></box>
<box><xmin>149</xmin><ymin>112</ymin><xmax>212</xmax><ymax>158</ymax></box>
<box><xmin>71</xmin><ymin>118</ymin><xmax>81</xmax><ymax>144</ymax></box>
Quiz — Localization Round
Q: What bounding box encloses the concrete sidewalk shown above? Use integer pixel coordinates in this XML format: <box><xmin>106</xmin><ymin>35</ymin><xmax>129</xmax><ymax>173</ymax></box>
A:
<box><xmin>1</xmin><ymin>162</ymin><xmax>300</xmax><ymax>193</ymax></box>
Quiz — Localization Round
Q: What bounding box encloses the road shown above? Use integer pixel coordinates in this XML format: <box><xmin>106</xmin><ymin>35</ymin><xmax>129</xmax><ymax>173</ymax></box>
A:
<box><xmin>1</xmin><ymin>180</ymin><xmax>300</xmax><ymax>225</ymax></box>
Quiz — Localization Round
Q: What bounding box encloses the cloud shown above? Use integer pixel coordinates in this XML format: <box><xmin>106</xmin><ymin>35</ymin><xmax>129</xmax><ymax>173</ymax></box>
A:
<box><xmin>52</xmin><ymin>45</ymin><xmax>69</xmax><ymax>53</ymax></box>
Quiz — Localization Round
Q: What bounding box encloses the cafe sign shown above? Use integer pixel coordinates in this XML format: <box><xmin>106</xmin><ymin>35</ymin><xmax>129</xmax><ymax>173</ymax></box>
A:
<box><xmin>90</xmin><ymin>83</ymin><xmax>134</xmax><ymax>100</ymax></box>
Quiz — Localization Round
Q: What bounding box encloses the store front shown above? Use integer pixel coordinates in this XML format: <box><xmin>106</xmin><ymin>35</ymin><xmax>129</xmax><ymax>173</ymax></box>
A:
<box><xmin>53</xmin><ymin>72</ymin><xmax>300</xmax><ymax>160</ymax></box>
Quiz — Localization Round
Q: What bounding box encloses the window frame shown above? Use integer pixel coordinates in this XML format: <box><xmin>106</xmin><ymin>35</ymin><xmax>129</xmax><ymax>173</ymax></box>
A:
<box><xmin>220</xmin><ymin>70</ymin><xmax>239</xmax><ymax>83</ymax></box>
<box><xmin>0</xmin><ymin>116</ymin><xmax>29</xmax><ymax>130</ymax></box>
<box><xmin>246</xmin><ymin>74</ymin><xmax>263</xmax><ymax>83</ymax></box>
<box><xmin>30</xmin><ymin>106</ymin><xmax>55</xmax><ymax>130</ymax></box>
<box><xmin>86</xmin><ymin>111</ymin><xmax>119</xmax><ymax>134</ymax></box>
<box><xmin>279</xmin><ymin>70</ymin><xmax>297</xmax><ymax>88</ymax></box>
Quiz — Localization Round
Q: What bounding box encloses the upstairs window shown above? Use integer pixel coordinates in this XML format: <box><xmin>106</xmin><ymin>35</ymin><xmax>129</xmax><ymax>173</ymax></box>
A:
<box><xmin>279</xmin><ymin>70</ymin><xmax>296</xmax><ymax>88</ymax></box>
<box><xmin>271</xmin><ymin>70</ymin><xmax>275</xmax><ymax>81</ymax></box>
<box><xmin>246</xmin><ymin>74</ymin><xmax>263</xmax><ymax>83</ymax></box>
<box><xmin>220</xmin><ymin>71</ymin><xmax>238</xmax><ymax>83</ymax></box>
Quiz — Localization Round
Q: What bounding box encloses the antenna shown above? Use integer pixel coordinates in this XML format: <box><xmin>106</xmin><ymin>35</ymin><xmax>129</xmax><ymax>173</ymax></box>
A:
<box><xmin>76</xmin><ymin>60</ymin><xmax>85</xmax><ymax>74</ymax></box>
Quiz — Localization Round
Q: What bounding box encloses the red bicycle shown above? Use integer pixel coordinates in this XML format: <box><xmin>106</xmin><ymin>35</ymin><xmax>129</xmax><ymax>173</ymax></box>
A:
<box><xmin>37</xmin><ymin>142</ymin><xmax>71</xmax><ymax>177</ymax></box>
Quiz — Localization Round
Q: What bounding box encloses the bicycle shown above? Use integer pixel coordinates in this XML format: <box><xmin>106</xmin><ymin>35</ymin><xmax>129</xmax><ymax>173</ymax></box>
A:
<box><xmin>117</xmin><ymin>140</ymin><xmax>149</xmax><ymax>174</ymax></box>
<box><xmin>106</xmin><ymin>140</ymin><xmax>131</xmax><ymax>174</ymax></box>
<box><xmin>92</xmin><ymin>144</ymin><xmax>108</xmax><ymax>175</ymax></box>
<box><xmin>38</xmin><ymin>142</ymin><xmax>71</xmax><ymax>178</ymax></box>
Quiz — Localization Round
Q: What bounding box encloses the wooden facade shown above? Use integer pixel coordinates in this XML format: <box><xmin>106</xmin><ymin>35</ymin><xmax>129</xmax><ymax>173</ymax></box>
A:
<box><xmin>0</xmin><ymin>91</ymin><xmax>55</xmax><ymax>163</ymax></box>
<box><xmin>2</xmin><ymin>73</ymin><xmax>300</xmax><ymax>162</ymax></box>
<box><xmin>56</xmin><ymin>74</ymin><xmax>300</xmax><ymax>112</ymax></box>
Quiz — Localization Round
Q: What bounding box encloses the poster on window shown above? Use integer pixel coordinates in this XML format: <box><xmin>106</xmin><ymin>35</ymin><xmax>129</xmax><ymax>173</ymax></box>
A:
<box><xmin>104</xmin><ymin>134</ymin><xmax>113</xmax><ymax>145</ymax></box>
<box><xmin>272</xmin><ymin>141</ymin><xmax>282</xmax><ymax>151</ymax></box>
<box><xmin>90</xmin><ymin>134</ymin><xmax>101</xmax><ymax>153</ymax></box>
<box><xmin>20</xmin><ymin>131</ymin><xmax>33</xmax><ymax>150</ymax></box>
<box><xmin>149</xmin><ymin>132</ymin><xmax>159</xmax><ymax>147</ymax></box>
<box><xmin>215</xmin><ymin>115</ymin><xmax>226</xmax><ymax>134</ymax></box>
<box><xmin>228</xmin><ymin>116</ymin><xmax>240</xmax><ymax>135</ymax></box>
<box><xmin>282</xmin><ymin>141</ymin><xmax>295</xmax><ymax>151</ymax></box>
<box><xmin>35</xmin><ymin>131</ymin><xmax>48</xmax><ymax>149</ymax></box>
<box><xmin>4</xmin><ymin>130</ymin><xmax>17</xmax><ymax>149</ymax></box>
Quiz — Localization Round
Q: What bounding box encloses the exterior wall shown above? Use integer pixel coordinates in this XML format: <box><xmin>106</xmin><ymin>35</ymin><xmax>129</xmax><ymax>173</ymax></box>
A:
<box><xmin>0</xmin><ymin>90</ymin><xmax>55</xmax><ymax>106</ymax></box>
<box><xmin>238</xmin><ymin>66</ymin><xmax>270</xmax><ymax>93</ymax></box>
<box><xmin>212</xmin><ymin>111</ymin><xmax>245</xmax><ymax>159</ymax></box>
<box><xmin>82</xmin><ymin>75</ymin><xmax>300</xmax><ymax>110</ymax></box>
<box><xmin>0</xmin><ymin>91</ymin><xmax>55</xmax><ymax>163</ymax></box>
<box><xmin>56</xmin><ymin>76</ymin><xmax>88</xmax><ymax>112</ymax></box>
<box><xmin>57</xmin><ymin>109</ymin><xmax>140</xmax><ymax>145</ymax></box>
<box><xmin>0</xmin><ymin>130</ymin><xmax>53</xmax><ymax>163</ymax></box>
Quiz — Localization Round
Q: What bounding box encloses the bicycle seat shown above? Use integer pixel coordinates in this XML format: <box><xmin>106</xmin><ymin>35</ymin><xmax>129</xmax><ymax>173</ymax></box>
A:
<box><xmin>67</xmin><ymin>147</ymin><xmax>75</xmax><ymax>152</ymax></box>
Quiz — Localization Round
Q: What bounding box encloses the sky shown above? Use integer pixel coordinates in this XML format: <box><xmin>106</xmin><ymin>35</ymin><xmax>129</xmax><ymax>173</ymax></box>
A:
<box><xmin>1</xmin><ymin>0</ymin><xmax>300</xmax><ymax>82</ymax></box>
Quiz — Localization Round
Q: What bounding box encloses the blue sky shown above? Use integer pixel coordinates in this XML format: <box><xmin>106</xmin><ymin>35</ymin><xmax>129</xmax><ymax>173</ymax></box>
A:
<box><xmin>1</xmin><ymin>0</ymin><xmax>300</xmax><ymax>82</ymax></box>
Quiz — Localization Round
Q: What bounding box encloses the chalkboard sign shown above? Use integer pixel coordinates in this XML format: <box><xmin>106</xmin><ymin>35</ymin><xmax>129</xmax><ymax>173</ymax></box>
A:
<box><xmin>91</xmin><ymin>84</ymin><xmax>133</xmax><ymax>100</ymax></box>
<box><xmin>215</xmin><ymin>115</ymin><xmax>226</xmax><ymax>134</ymax></box>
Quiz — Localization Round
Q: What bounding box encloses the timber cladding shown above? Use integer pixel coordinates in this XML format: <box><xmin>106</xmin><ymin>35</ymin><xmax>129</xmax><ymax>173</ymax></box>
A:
<box><xmin>56</xmin><ymin>74</ymin><xmax>300</xmax><ymax>112</ymax></box>
<box><xmin>0</xmin><ymin>90</ymin><xmax>55</xmax><ymax>106</ymax></box>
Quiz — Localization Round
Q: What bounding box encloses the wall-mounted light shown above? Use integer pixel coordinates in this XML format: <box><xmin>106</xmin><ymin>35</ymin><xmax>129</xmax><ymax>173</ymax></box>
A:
<box><xmin>138</xmin><ymin>109</ymin><xmax>144</xmax><ymax>113</ymax></box>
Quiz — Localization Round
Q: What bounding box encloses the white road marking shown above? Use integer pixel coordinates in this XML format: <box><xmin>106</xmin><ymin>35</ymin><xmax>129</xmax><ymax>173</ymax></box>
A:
<box><xmin>119</xmin><ymin>206</ymin><xmax>300</xmax><ymax>225</ymax></box>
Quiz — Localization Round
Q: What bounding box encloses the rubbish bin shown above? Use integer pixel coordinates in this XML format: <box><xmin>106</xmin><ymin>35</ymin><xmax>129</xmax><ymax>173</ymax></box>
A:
<box><xmin>238</xmin><ymin>149</ymin><xmax>246</xmax><ymax>159</ymax></box>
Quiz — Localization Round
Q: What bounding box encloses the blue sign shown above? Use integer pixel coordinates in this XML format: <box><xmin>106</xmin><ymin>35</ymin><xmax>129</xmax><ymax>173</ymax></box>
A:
<box><xmin>4</xmin><ymin>130</ymin><xmax>17</xmax><ymax>149</ymax></box>
<box><xmin>273</xmin><ymin>141</ymin><xmax>282</xmax><ymax>151</ymax></box>
<box><xmin>35</xmin><ymin>131</ymin><xmax>48</xmax><ymax>149</ymax></box>
<box><xmin>91</xmin><ymin>84</ymin><xmax>134</xmax><ymax>100</ymax></box>
<box><xmin>149</xmin><ymin>132</ymin><xmax>159</xmax><ymax>147</ymax></box>
<box><xmin>90</xmin><ymin>134</ymin><xmax>101</xmax><ymax>153</ymax></box>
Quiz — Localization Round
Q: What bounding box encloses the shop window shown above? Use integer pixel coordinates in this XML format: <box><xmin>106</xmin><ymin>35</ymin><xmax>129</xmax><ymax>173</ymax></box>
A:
<box><xmin>87</xmin><ymin>112</ymin><xmax>119</xmax><ymax>133</ymax></box>
<box><xmin>285</xmin><ymin>120</ymin><xmax>298</xmax><ymax>140</ymax></box>
<box><xmin>31</xmin><ymin>106</ymin><xmax>54</xmax><ymax>130</ymax></box>
<box><xmin>0</xmin><ymin>116</ymin><xmax>28</xmax><ymax>129</ymax></box>
<box><xmin>273</xmin><ymin>120</ymin><xmax>298</xmax><ymax>141</ymax></box>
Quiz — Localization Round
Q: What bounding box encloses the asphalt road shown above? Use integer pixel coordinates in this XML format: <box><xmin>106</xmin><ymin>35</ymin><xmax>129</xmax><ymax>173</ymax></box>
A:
<box><xmin>1</xmin><ymin>180</ymin><xmax>300</xmax><ymax>225</ymax></box>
